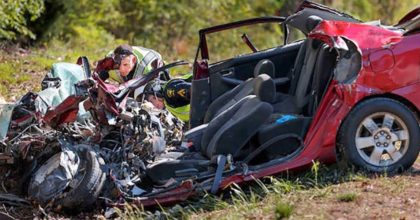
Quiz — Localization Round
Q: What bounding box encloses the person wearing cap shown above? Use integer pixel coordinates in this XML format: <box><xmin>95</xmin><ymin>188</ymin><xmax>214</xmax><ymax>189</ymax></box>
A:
<box><xmin>143</xmin><ymin>73</ymin><xmax>192</xmax><ymax>122</ymax></box>
<box><xmin>95</xmin><ymin>44</ymin><xmax>164</xmax><ymax>83</ymax></box>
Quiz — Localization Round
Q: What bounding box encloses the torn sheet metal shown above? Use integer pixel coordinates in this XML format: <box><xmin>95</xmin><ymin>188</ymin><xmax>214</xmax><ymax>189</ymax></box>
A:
<box><xmin>0</xmin><ymin>193</ymin><xmax>30</xmax><ymax>207</ymax></box>
<box><xmin>309</xmin><ymin>20</ymin><xmax>403</xmax><ymax>50</ymax></box>
<box><xmin>28</xmin><ymin>151</ymin><xmax>80</xmax><ymax>204</ymax></box>
<box><xmin>38</xmin><ymin>63</ymin><xmax>91</xmax><ymax>122</ymax></box>
<box><xmin>333</xmin><ymin>38</ymin><xmax>362</xmax><ymax>84</ymax></box>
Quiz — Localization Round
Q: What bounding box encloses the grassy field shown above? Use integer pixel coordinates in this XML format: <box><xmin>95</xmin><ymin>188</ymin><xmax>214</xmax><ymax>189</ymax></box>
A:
<box><xmin>110</xmin><ymin>158</ymin><xmax>419</xmax><ymax>220</ymax></box>
<box><xmin>0</xmin><ymin>43</ymin><xmax>107</xmax><ymax>102</ymax></box>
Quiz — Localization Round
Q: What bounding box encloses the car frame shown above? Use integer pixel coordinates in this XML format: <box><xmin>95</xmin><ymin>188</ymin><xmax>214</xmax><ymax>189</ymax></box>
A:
<box><xmin>124</xmin><ymin>0</ymin><xmax>420</xmax><ymax>208</ymax></box>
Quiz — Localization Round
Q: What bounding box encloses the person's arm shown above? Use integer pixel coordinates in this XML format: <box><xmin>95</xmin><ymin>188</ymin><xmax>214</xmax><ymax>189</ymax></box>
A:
<box><xmin>98</xmin><ymin>71</ymin><xmax>110</xmax><ymax>81</ymax></box>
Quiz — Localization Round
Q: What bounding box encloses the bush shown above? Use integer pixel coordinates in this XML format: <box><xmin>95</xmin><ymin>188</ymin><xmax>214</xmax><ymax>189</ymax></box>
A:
<box><xmin>0</xmin><ymin>0</ymin><xmax>44</xmax><ymax>41</ymax></box>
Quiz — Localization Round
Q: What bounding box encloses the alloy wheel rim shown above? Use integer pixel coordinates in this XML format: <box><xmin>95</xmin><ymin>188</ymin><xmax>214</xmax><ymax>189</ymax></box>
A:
<box><xmin>355</xmin><ymin>112</ymin><xmax>409</xmax><ymax>167</ymax></box>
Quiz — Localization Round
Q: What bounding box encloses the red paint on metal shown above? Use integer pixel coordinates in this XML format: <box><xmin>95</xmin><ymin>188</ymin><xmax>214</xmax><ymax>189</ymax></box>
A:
<box><xmin>309</xmin><ymin>20</ymin><xmax>402</xmax><ymax>49</ymax></box>
<box><xmin>369</xmin><ymin>49</ymin><xmax>395</xmax><ymax>72</ymax></box>
<box><xmin>43</xmin><ymin>95</ymin><xmax>84</xmax><ymax>128</ymax></box>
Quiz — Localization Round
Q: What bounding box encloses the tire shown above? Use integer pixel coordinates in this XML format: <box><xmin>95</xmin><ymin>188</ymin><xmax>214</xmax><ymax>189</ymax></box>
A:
<box><xmin>28</xmin><ymin>145</ymin><xmax>106</xmax><ymax>213</ymax></box>
<box><xmin>56</xmin><ymin>146</ymin><xmax>106</xmax><ymax>213</ymax></box>
<box><xmin>337</xmin><ymin>98</ymin><xmax>420</xmax><ymax>173</ymax></box>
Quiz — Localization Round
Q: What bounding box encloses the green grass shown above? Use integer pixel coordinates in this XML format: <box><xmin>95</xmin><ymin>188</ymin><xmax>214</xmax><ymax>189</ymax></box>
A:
<box><xmin>66</xmin><ymin>154</ymin><xmax>420</xmax><ymax>219</ymax></box>
<box><xmin>0</xmin><ymin>40</ymin><xmax>112</xmax><ymax>101</ymax></box>
<box><xmin>274</xmin><ymin>201</ymin><xmax>294</xmax><ymax>219</ymax></box>
<box><xmin>0</xmin><ymin>62</ymin><xmax>17</xmax><ymax>83</ymax></box>
<box><xmin>110</xmin><ymin>162</ymin><xmax>370</xmax><ymax>219</ymax></box>
<box><xmin>336</xmin><ymin>192</ymin><xmax>358</xmax><ymax>202</ymax></box>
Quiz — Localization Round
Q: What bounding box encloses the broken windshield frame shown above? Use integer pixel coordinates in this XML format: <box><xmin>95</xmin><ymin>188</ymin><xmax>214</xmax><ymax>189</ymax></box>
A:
<box><xmin>193</xmin><ymin>16</ymin><xmax>286</xmax><ymax>79</ymax></box>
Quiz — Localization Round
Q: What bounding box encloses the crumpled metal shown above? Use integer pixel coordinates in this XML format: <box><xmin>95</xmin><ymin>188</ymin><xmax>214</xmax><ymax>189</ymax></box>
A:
<box><xmin>28</xmin><ymin>150</ymin><xmax>80</xmax><ymax>204</ymax></box>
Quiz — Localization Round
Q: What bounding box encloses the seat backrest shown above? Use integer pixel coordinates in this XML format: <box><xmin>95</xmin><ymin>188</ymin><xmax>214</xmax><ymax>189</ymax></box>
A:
<box><xmin>306</xmin><ymin>44</ymin><xmax>338</xmax><ymax>115</ymax></box>
<box><xmin>291</xmin><ymin>39</ymin><xmax>323</xmax><ymax>109</ymax></box>
<box><xmin>284</xmin><ymin>16</ymin><xmax>325</xmax><ymax>110</ymax></box>
<box><xmin>203</xmin><ymin>78</ymin><xmax>254</xmax><ymax>123</ymax></box>
<box><xmin>202</xmin><ymin>96</ymin><xmax>273</xmax><ymax>159</ymax></box>
<box><xmin>201</xmin><ymin>74</ymin><xmax>275</xmax><ymax>159</ymax></box>
<box><xmin>203</xmin><ymin>61</ymin><xmax>276</xmax><ymax>123</ymax></box>
<box><xmin>287</xmin><ymin>40</ymin><xmax>308</xmax><ymax>94</ymax></box>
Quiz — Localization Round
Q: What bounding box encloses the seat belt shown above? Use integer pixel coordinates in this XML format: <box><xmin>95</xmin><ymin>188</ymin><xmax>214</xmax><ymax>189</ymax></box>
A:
<box><xmin>211</xmin><ymin>155</ymin><xmax>227</xmax><ymax>194</ymax></box>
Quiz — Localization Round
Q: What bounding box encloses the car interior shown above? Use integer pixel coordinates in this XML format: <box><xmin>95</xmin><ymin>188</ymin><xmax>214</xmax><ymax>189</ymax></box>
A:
<box><xmin>142</xmin><ymin>10</ymin><xmax>359</xmax><ymax>192</ymax></box>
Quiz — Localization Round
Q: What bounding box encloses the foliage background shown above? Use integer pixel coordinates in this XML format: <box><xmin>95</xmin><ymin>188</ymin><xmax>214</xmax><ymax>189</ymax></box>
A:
<box><xmin>0</xmin><ymin>0</ymin><xmax>418</xmax><ymax>100</ymax></box>
<box><xmin>1</xmin><ymin>0</ymin><xmax>418</xmax><ymax>59</ymax></box>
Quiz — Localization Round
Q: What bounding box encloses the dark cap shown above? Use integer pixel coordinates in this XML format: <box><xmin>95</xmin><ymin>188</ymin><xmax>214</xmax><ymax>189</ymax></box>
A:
<box><xmin>113</xmin><ymin>44</ymin><xmax>134</xmax><ymax>65</ymax></box>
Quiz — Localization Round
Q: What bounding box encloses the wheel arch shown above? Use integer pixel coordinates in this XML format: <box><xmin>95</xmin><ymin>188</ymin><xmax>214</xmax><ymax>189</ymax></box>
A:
<box><xmin>360</xmin><ymin>93</ymin><xmax>420</xmax><ymax>122</ymax></box>
<box><xmin>335</xmin><ymin>93</ymin><xmax>420</xmax><ymax>159</ymax></box>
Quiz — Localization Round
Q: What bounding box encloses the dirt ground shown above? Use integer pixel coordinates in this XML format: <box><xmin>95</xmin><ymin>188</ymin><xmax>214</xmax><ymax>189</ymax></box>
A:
<box><xmin>193</xmin><ymin>157</ymin><xmax>420</xmax><ymax>220</ymax></box>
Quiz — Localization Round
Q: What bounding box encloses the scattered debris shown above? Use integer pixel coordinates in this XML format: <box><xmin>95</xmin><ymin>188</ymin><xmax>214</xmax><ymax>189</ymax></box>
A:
<box><xmin>0</xmin><ymin>194</ymin><xmax>30</xmax><ymax>207</ymax></box>
<box><xmin>0</xmin><ymin>211</ymin><xmax>15</xmax><ymax>220</ymax></box>
<box><xmin>0</xmin><ymin>59</ymin><xmax>187</xmax><ymax>215</ymax></box>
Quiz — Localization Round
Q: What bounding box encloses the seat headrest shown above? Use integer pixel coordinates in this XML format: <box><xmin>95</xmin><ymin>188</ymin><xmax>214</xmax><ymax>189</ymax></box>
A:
<box><xmin>253</xmin><ymin>74</ymin><xmax>276</xmax><ymax>103</ymax></box>
<box><xmin>254</xmin><ymin>59</ymin><xmax>275</xmax><ymax>78</ymax></box>
<box><xmin>306</xmin><ymin>15</ymin><xmax>323</xmax><ymax>33</ymax></box>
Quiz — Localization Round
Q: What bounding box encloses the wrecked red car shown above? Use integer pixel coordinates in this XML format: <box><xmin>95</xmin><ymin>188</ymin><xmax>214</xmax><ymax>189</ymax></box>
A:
<box><xmin>127</xmin><ymin>1</ymin><xmax>420</xmax><ymax>207</ymax></box>
<box><xmin>1</xmin><ymin>0</ymin><xmax>419</xmax><ymax>214</ymax></box>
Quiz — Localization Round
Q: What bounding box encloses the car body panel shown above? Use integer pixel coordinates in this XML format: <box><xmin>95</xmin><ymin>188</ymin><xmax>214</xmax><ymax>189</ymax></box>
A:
<box><xmin>127</xmin><ymin>2</ymin><xmax>420</xmax><ymax>208</ymax></box>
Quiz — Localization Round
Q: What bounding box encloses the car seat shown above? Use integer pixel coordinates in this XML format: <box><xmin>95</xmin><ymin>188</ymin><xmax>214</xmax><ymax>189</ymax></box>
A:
<box><xmin>146</xmin><ymin>74</ymin><xmax>275</xmax><ymax>184</ymax></box>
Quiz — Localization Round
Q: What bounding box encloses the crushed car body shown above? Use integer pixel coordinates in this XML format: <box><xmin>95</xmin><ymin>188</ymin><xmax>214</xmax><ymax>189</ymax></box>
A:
<box><xmin>0</xmin><ymin>59</ymin><xmax>187</xmax><ymax>212</ymax></box>
<box><xmin>0</xmin><ymin>0</ymin><xmax>419</xmax><ymax>214</ymax></box>
<box><xmin>125</xmin><ymin>1</ymin><xmax>420</xmax><ymax>208</ymax></box>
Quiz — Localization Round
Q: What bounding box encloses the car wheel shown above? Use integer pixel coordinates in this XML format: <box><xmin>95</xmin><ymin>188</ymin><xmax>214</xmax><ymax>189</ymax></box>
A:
<box><xmin>28</xmin><ymin>145</ymin><xmax>106</xmax><ymax>213</ymax></box>
<box><xmin>338</xmin><ymin>98</ymin><xmax>420</xmax><ymax>173</ymax></box>
<box><xmin>55</xmin><ymin>146</ymin><xmax>106</xmax><ymax>213</ymax></box>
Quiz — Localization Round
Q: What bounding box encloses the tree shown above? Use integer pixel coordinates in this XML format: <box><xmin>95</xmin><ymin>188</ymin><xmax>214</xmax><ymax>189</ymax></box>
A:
<box><xmin>0</xmin><ymin>0</ymin><xmax>44</xmax><ymax>41</ymax></box>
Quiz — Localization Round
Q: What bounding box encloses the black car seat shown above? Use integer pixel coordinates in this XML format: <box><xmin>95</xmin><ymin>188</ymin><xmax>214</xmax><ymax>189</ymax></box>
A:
<box><xmin>262</xmin><ymin>16</ymin><xmax>324</xmax><ymax>115</ymax></box>
<box><xmin>205</xmin><ymin>16</ymin><xmax>324</xmax><ymax>123</ymax></box>
<box><xmin>203</xmin><ymin>59</ymin><xmax>277</xmax><ymax>123</ymax></box>
<box><xmin>251</xmin><ymin>45</ymin><xmax>338</xmax><ymax>163</ymax></box>
<box><xmin>270</xmin><ymin>38</ymin><xmax>324</xmax><ymax>114</ymax></box>
<box><xmin>201</xmin><ymin>90</ymin><xmax>274</xmax><ymax>158</ymax></box>
<box><xmin>203</xmin><ymin>78</ymin><xmax>254</xmax><ymax>123</ymax></box>
<box><xmin>146</xmin><ymin>74</ymin><xmax>275</xmax><ymax>184</ymax></box>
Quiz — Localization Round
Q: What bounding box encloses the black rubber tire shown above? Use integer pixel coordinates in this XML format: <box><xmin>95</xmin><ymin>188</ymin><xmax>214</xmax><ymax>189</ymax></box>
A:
<box><xmin>28</xmin><ymin>145</ymin><xmax>106</xmax><ymax>213</ymax></box>
<box><xmin>56</xmin><ymin>145</ymin><xmax>106</xmax><ymax>213</ymax></box>
<box><xmin>337</xmin><ymin>98</ymin><xmax>420</xmax><ymax>173</ymax></box>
